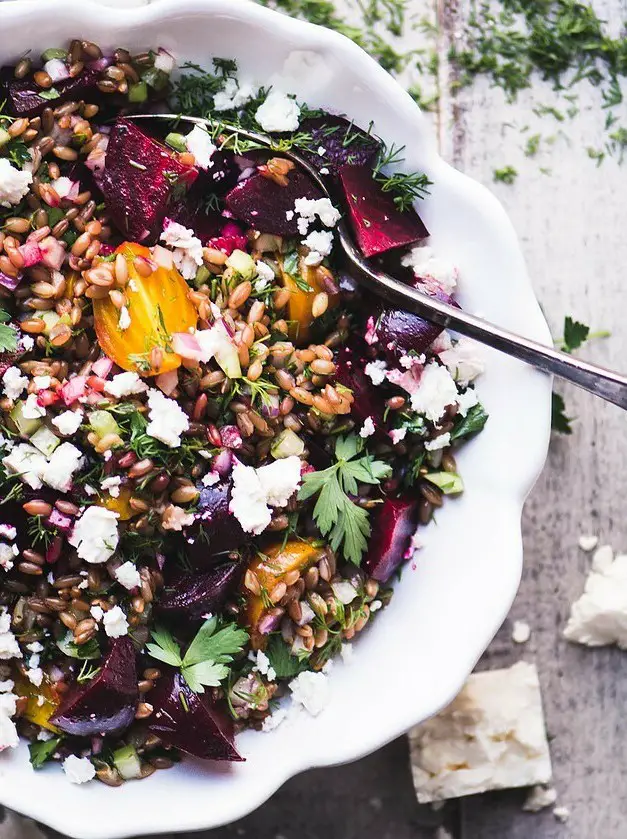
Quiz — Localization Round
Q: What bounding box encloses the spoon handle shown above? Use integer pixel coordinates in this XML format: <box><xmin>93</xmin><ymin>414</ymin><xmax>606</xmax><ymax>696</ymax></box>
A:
<box><xmin>338</xmin><ymin>228</ymin><xmax>627</xmax><ymax>410</ymax></box>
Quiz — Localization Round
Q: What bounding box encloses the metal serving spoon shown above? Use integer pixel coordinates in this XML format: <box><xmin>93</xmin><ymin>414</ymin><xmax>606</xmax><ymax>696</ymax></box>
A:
<box><xmin>131</xmin><ymin>113</ymin><xmax>627</xmax><ymax>410</ymax></box>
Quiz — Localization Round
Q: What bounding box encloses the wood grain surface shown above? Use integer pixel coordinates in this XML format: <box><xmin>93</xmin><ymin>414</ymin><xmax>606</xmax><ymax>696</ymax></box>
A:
<box><xmin>2</xmin><ymin>1</ymin><xmax>627</xmax><ymax>838</ymax></box>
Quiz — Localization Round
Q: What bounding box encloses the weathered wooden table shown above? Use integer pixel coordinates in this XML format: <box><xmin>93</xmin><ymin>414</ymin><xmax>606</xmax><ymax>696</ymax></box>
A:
<box><xmin>1</xmin><ymin>0</ymin><xmax>626</xmax><ymax>837</ymax></box>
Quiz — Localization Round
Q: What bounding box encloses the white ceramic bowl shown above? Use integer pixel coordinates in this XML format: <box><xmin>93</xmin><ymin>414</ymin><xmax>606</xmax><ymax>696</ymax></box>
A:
<box><xmin>0</xmin><ymin>1</ymin><xmax>552</xmax><ymax>835</ymax></box>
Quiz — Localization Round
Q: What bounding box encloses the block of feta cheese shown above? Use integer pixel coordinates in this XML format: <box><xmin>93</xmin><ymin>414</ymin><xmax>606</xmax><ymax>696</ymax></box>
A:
<box><xmin>409</xmin><ymin>661</ymin><xmax>552</xmax><ymax>803</ymax></box>
<box><xmin>563</xmin><ymin>546</ymin><xmax>627</xmax><ymax>648</ymax></box>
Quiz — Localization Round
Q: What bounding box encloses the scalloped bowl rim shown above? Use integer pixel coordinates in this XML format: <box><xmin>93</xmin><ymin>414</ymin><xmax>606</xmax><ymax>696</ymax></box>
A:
<box><xmin>0</xmin><ymin>1</ymin><xmax>552</xmax><ymax>836</ymax></box>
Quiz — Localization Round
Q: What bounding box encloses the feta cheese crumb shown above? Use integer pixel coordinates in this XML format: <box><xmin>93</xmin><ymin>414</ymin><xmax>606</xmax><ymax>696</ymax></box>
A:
<box><xmin>33</xmin><ymin>375</ymin><xmax>51</xmax><ymax>390</ymax></box>
<box><xmin>389</xmin><ymin>427</ymin><xmax>407</xmax><ymax>444</ymax></box>
<box><xmin>63</xmin><ymin>755</ymin><xmax>96</xmax><ymax>785</ymax></box>
<box><xmin>41</xmin><ymin>442</ymin><xmax>83</xmax><ymax>492</ymax></box>
<box><xmin>410</xmin><ymin>362</ymin><xmax>458</xmax><ymax>423</ymax></box>
<box><xmin>69</xmin><ymin>506</ymin><xmax>119</xmax><ymax>565</ymax></box>
<box><xmin>302</xmin><ymin>229</ymin><xmax>334</xmax><ymax>258</ymax></box>
<box><xmin>0</xmin><ymin>544</ymin><xmax>16</xmax><ymax>573</ymax></box>
<box><xmin>563</xmin><ymin>549</ymin><xmax>627</xmax><ymax>648</ymax></box>
<box><xmin>293</xmin><ymin>196</ymin><xmax>340</xmax><ymax>235</ymax></box>
<box><xmin>578</xmin><ymin>534</ymin><xmax>599</xmax><ymax>552</ymax></box>
<box><xmin>161</xmin><ymin>503</ymin><xmax>195</xmax><ymax>531</ymax></box>
<box><xmin>146</xmin><ymin>388</ymin><xmax>190</xmax><ymax>448</ymax></box>
<box><xmin>289</xmin><ymin>670</ymin><xmax>330</xmax><ymax>716</ymax></box>
<box><xmin>439</xmin><ymin>337</ymin><xmax>484</xmax><ymax>387</ymax></box>
<box><xmin>359</xmin><ymin>416</ymin><xmax>375</xmax><ymax>438</ymax></box>
<box><xmin>160</xmin><ymin>220</ymin><xmax>203</xmax><ymax>281</ymax></box>
<box><xmin>523</xmin><ymin>785</ymin><xmax>558</xmax><ymax>812</ymax></box>
<box><xmin>256</xmin><ymin>455</ymin><xmax>302</xmax><ymax>507</ymax></box>
<box><xmin>104</xmin><ymin>371</ymin><xmax>148</xmax><ymax>399</ymax></box>
<box><xmin>213</xmin><ymin>76</ymin><xmax>255</xmax><ymax>112</ymax></box>
<box><xmin>512</xmin><ymin>620</ymin><xmax>532</xmax><ymax>644</ymax></box>
<box><xmin>2</xmin><ymin>366</ymin><xmax>28</xmax><ymax>401</ymax></box>
<box><xmin>90</xmin><ymin>605</ymin><xmax>104</xmax><ymax>623</ymax></box>
<box><xmin>261</xmin><ymin>707</ymin><xmax>288</xmax><ymax>732</ymax></box>
<box><xmin>103</xmin><ymin>605</ymin><xmax>129</xmax><ymax>638</ymax></box>
<box><xmin>0</xmin><ymin>158</ymin><xmax>33</xmax><ymax>207</ymax></box>
<box><xmin>22</xmin><ymin>392</ymin><xmax>46</xmax><ymax>420</ymax></box>
<box><xmin>114</xmin><ymin>561</ymin><xmax>141</xmax><ymax>591</ymax></box>
<box><xmin>0</xmin><ymin>524</ymin><xmax>15</xmax><ymax>541</ymax></box>
<box><xmin>409</xmin><ymin>662</ymin><xmax>552</xmax><ymax>803</ymax></box>
<box><xmin>255</xmin><ymin>89</ymin><xmax>301</xmax><ymax>133</ymax></box>
<box><xmin>201</xmin><ymin>470</ymin><xmax>220</xmax><ymax>487</ymax></box>
<box><xmin>255</xmin><ymin>260</ymin><xmax>275</xmax><ymax>286</ymax></box>
<box><xmin>118</xmin><ymin>305</ymin><xmax>131</xmax><ymax>331</ymax></box>
<box><xmin>0</xmin><ymin>702</ymin><xmax>19</xmax><ymax>752</ymax></box>
<box><xmin>0</xmin><ymin>608</ymin><xmax>21</xmax><ymax>661</ymax></box>
<box><xmin>553</xmin><ymin>806</ymin><xmax>570</xmax><ymax>823</ymax></box>
<box><xmin>456</xmin><ymin>387</ymin><xmax>479</xmax><ymax>418</ymax></box>
<box><xmin>364</xmin><ymin>359</ymin><xmax>388</xmax><ymax>386</ymax></box>
<box><xmin>26</xmin><ymin>667</ymin><xmax>43</xmax><ymax>687</ymax></box>
<box><xmin>230</xmin><ymin>461</ymin><xmax>272</xmax><ymax>535</ymax></box>
<box><xmin>401</xmin><ymin>246</ymin><xmax>458</xmax><ymax>294</ymax></box>
<box><xmin>2</xmin><ymin>443</ymin><xmax>47</xmax><ymax>489</ymax></box>
<box><xmin>340</xmin><ymin>643</ymin><xmax>354</xmax><ymax>663</ymax></box>
<box><xmin>424</xmin><ymin>432</ymin><xmax>451</xmax><ymax>451</ymax></box>
<box><xmin>100</xmin><ymin>475</ymin><xmax>122</xmax><ymax>498</ymax></box>
<box><xmin>52</xmin><ymin>409</ymin><xmax>83</xmax><ymax>436</ymax></box>
<box><xmin>252</xmin><ymin>650</ymin><xmax>276</xmax><ymax>682</ymax></box>
<box><xmin>185</xmin><ymin>125</ymin><xmax>216</xmax><ymax>170</ymax></box>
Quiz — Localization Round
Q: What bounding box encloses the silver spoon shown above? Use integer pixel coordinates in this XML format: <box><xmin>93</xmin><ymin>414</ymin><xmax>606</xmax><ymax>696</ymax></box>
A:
<box><xmin>131</xmin><ymin>113</ymin><xmax>627</xmax><ymax>410</ymax></box>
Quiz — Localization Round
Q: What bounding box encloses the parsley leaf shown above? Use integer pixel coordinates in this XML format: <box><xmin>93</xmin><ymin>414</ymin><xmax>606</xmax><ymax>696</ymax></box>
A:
<box><xmin>265</xmin><ymin>635</ymin><xmax>309</xmax><ymax>679</ymax></box>
<box><xmin>450</xmin><ymin>403</ymin><xmax>488</xmax><ymax>441</ymax></box>
<box><xmin>0</xmin><ymin>310</ymin><xmax>18</xmax><ymax>354</ymax></box>
<box><xmin>551</xmin><ymin>392</ymin><xmax>572</xmax><ymax>435</ymax></box>
<box><xmin>298</xmin><ymin>434</ymin><xmax>392</xmax><ymax>565</ymax></box>
<box><xmin>146</xmin><ymin>626</ymin><xmax>183</xmax><ymax>668</ymax></box>
<box><xmin>29</xmin><ymin>737</ymin><xmax>63</xmax><ymax>770</ymax></box>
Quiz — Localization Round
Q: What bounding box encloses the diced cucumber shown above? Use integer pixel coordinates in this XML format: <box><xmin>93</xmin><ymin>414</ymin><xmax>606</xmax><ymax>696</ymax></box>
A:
<box><xmin>271</xmin><ymin>428</ymin><xmax>305</xmax><ymax>459</ymax></box>
<box><xmin>30</xmin><ymin>425</ymin><xmax>60</xmax><ymax>457</ymax></box>
<box><xmin>112</xmin><ymin>744</ymin><xmax>142</xmax><ymax>780</ymax></box>
<box><xmin>10</xmin><ymin>401</ymin><xmax>43</xmax><ymax>438</ymax></box>
<box><xmin>165</xmin><ymin>132</ymin><xmax>188</xmax><ymax>153</ymax></box>
<box><xmin>425</xmin><ymin>472</ymin><xmax>464</xmax><ymax>495</ymax></box>
<box><xmin>40</xmin><ymin>311</ymin><xmax>61</xmax><ymax>335</ymax></box>
<box><xmin>41</xmin><ymin>48</ymin><xmax>67</xmax><ymax>61</ymax></box>
<box><xmin>226</xmin><ymin>250</ymin><xmax>256</xmax><ymax>281</ymax></box>
<box><xmin>128</xmin><ymin>81</ymin><xmax>148</xmax><ymax>104</ymax></box>
<box><xmin>89</xmin><ymin>410</ymin><xmax>121</xmax><ymax>438</ymax></box>
<box><xmin>213</xmin><ymin>321</ymin><xmax>241</xmax><ymax>379</ymax></box>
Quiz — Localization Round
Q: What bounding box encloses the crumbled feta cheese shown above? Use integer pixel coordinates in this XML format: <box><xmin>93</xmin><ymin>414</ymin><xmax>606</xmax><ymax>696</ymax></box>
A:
<box><xmin>20</xmin><ymin>334</ymin><xmax>34</xmax><ymax>350</ymax></box>
<box><xmin>0</xmin><ymin>524</ymin><xmax>16</xmax><ymax>541</ymax></box>
<box><xmin>26</xmin><ymin>667</ymin><xmax>43</xmax><ymax>687</ymax></box>
<box><xmin>512</xmin><ymin>620</ymin><xmax>532</xmax><ymax>644</ymax></box>
<box><xmin>100</xmin><ymin>475</ymin><xmax>121</xmax><ymax>498</ymax></box>
<box><xmin>202</xmin><ymin>470</ymin><xmax>220</xmax><ymax>487</ymax></box>
<box><xmin>51</xmin><ymin>409</ymin><xmax>83</xmax><ymax>436</ymax></box>
<box><xmin>185</xmin><ymin>125</ymin><xmax>216</xmax><ymax>170</ymax></box>
<box><xmin>0</xmin><ymin>609</ymin><xmax>21</xmax><ymax>661</ymax></box>
<box><xmin>69</xmin><ymin>506</ymin><xmax>119</xmax><ymax>565</ymax></box>
<box><xmin>83</xmin><ymin>484</ymin><xmax>96</xmax><ymax>496</ymax></box>
<box><xmin>303</xmin><ymin>229</ymin><xmax>333</xmax><ymax>258</ymax></box>
<box><xmin>319</xmin><ymin>166</ymin><xmax>330</xmax><ymax>175</ymax></box>
<box><xmin>114</xmin><ymin>561</ymin><xmax>141</xmax><ymax>591</ymax></box>
<box><xmin>389</xmin><ymin>428</ymin><xmax>407</xmax><ymax>445</ymax></box>
<box><xmin>229</xmin><ymin>461</ymin><xmax>272</xmax><ymax>535</ymax></box>
<box><xmin>0</xmin><ymin>704</ymin><xmax>19</xmax><ymax>752</ymax></box>
<box><xmin>563</xmin><ymin>549</ymin><xmax>627</xmax><ymax>648</ymax></box>
<box><xmin>103</xmin><ymin>605</ymin><xmax>129</xmax><ymax>638</ymax></box>
<box><xmin>456</xmin><ymin>387</ymin><xmax>479</xmax><ymax>418</ymax></box>
<box><xmin>553</xmin><ymin>806</ymin><xmax>570</xmax><ymax>823</ymax></box>
<box><xmin>303</xmin><ymin>250</ymin><xmax>323</xmax><ymax>267</ymax></box>
<box><xmin>359</xmin><ymin>416</ymin><xmax>375</xmax><ymax>438</ymax></box>
<box><xmin>425</xmin><ymin>432</ymin><xmax>451</xmax><ymax>451</ymax></box>
<box><xmin>401</xmin><ymin>246</ymin><xmax>458</xmax><ymax>294</ymax></box>
<box><xmin>41</xmin><ymin>442</ymin><xmax>83</xmax><ymax>492</ymax></box>
<box><xmin>409</xmin><ymin>662</ymin><xmax>552</xmax><ymax>803</ymax></box>
<box><xmin>255</xmin><ymin>89</ymin><xmax>301</xmax><ymax>133</ymax></box>
<box><xmin>523</xmin><ymin>785</ymin><xmax>558</xmax><ymax>812</ymax></box>
<box><xmin>439</xmin><ymin>337</ymin><xmax>484</xmax><ymax>386</ymax></box>
<box><xmin>0</xmin><ymin>679</ymin><xmax>14</xmax><ymax>693</ymax></box>
<box><xmin>289</xmin><ymin>670</ymin><xmax>330</xmax><ymax>716</ymax></box>
<box><xmin>369</xmin><ymin>599</ymin><xmax>382</xmax><ymax>613</ymax></box>
<box><xmin>255</xmin><ymin>260</ymin><xmax>275</xmax><ymax>285</ymax></box>
<box><xmin>0</xmin><ymin>158</ymin><xmax>33</xmax><ymax>207</ymax></box>
<box><xmin>160</xmin><ymin>220</ymin><xmax>203</xmax><ymax>281</ymax></box>
<box><xmin>2</xmin><ymin>443</ymin><xmax>47</xmax><ymax>489</ymax></box>
<box><xmin>27</xmin><ymin>641</ymin><xmax>43</xmax><ymax>653</ymax></box>
<box><xmin>22</xmin><ymin>392</ymin><xmax>46</xmax><ymax>420</ymax></box>
<box><xmin>104</xmin><ymin>371</ymin><xmax>148</xmax><ymax>399</ymax></box>
<box><xmin>293</xmin><ymin>196</ymin><xmax>341</xmax><ymax>235</ymax></box>
<box><xmin>161</xmin><ymin>503</ymin><xmax>195</xmax><ymax>531</ymax></box>
<box><xmin>410</xmin><ymin>362</ymin><xmax>458</xmax><ymax>423</ymax></box>
<box><xmin>340</xmin><ymin>643</ymin><xmax>354</xmax><ymax>663</ymax></box>
<box><xmin>256</xmin><ymin>455</ymin><xmax>302</xmax><ymax>507</ymax></box>
<box><xmin>146</xmin><ymin>388</ymin><xmax>189</xmax><ymax>448</ymax></box>
<box><xmin>252</xmin><ymin>650</ymin><xmax>277</xmax><ymax>682</ymax></box>
<box><xmin>2</xmin><ymin>367</ymin><xmax>28</xmax><ymax>401</ymax></box>
<box><xmin>578</xmin><ymin>534</ymin><xmax>598</xmax><ymax>552</ymax></box>
<box><xmin>90</xmin><ymin>605</ymin><xmax>104</xmax><ymax>623</ymax></box>
<box><xmin>213</xmin><ymin>76</ymin><xmax>255</xmax><ymax>112</ymax></box>
<box><xmin>0</xmin><ymin>544</ymin><xmax>16</xmax><ymax>573</ymax></box>
<box><xmin>36</xmin><ymin>728</ymin><xmax>54</xmax><ymax>741</ymax></box>
<box><xmin>261</xmin><ymin>706</ymin><xmax>288</xmax><ymax>732</ymax></box>
<box><xmin>118</xmin><ymin>305</ymin><xmax>131</xmax><ymax>331</ymax></box>
<box><xmin>364</xmin><ymin>359</ymin><xmax>388</xmax><ymax>386</ymax></box>
<box><xmin>33</xmin><ymin>375</ymin><xmax>51</xmax><ymax>390</ymax></box>
<box><xmin>62</xmin><ymin>755</ymin><xmax>96</xmax><ymax>785</ymax></box>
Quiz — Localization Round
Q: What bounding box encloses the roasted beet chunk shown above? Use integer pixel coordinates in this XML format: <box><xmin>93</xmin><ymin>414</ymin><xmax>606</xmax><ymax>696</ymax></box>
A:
<box><xmin>334</xmin><ymin>344</ymin><xmax>385</xmax><ymax>425</ymax></box>
<box><xmin>376</xmin><ymin>290</ymin><xmax>457</xmax><ymax>365</ymax></box>
<box><xmin>157</xmin><ymin>562</ymin><xmax>243</xmax><ymax>621</ymax></box>
<box><xmin>363</xmin><ymin>495</ymin><xmax>420</xmax><ymax>582</ymax></box>
<box><xmin>148</xmin><ymin>671</ymin><xmax>242</xmax><ymax>762</ymax></box>
<box><xmin>338</xmin><ymin>164</ymin><xmax>428</xmax><ymax>258</ymax></box>
<box><xmin>225</xmin><ymin>170</ymin><xmax>323</xmax><ymax>235</ymax></box>
<box><xmin>298</xmin><ymin>114</ymin><xmax>381</xmax><ymax>174</ymax></box>
<box><xmin>50</xmin><ymin>637</ymin><xmax>138</xmax><ymax>736</ymax></box>
<box><xmin>1</xmin><ymin>67</ymin><xmax>100</xmax><ymax>119</ymax></box>
<box><xmin>99</xmin><ymin>118</ymin><xmax>198</xmax><ymax>243</ymax></box>
<box><xmin>184</xmin><ymin>479</ymin><xmax>246</xmax><ymax>566</ymax></box>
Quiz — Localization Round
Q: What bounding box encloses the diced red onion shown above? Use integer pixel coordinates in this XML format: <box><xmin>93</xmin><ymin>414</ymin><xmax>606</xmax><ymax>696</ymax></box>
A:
<box><xmin>91</xmin><ymin>357</ymin><xmax>113</xmax><ymax>379</ymax></box>
<box><xmin>87</xmin><ymin>56</ymin><xmax>113</xmax><ymax>72</ymax></box>
<box><xmin>154</xmin><ymin>48</ymin><xmax>175</xmax><ymax>74</ymax></box>
<box><xmin>331</xmin><ymin>580</ymin><xmax>358</xmax><ymax>605</ymax></box>
<box><xmin>152</xmin><ymin>244</ymin><xmax>174</xmax><ymax>270</ymax></box>
<box><xmin>0</xmin><ymin>270</ymin><xmax>22</xmax><ymax>291</ymax></box>
<box><xmin>155</xmin><ymin>369</ymin><xmax>178</xmax><ymax>396</ymax></box>
<box><xmin>258</xmin><ymin>611</ymin><xmax>283</xmax><ymax>635</ymax></box>
<box><xmin>39</xmin><ymin>236</ymin><xmax>66</xmax><ymax>270</ymax></box>
<box><xmin>19</xmin><ymin>240</ymin><xmax>43</xmax><ymax>268</ymax></box>
<box><xmin>44</xmin><ymin>58</ymin><xmax>71</xmax><ymax>83</ymax></box>
<box><xmin>46</xmin><ymin>508</ymin><xmax>73</xmax><ymax>534</ymax></box>
<box><xmin>220</xmin><ymin>425</ymin><xmax>243</xmax><ymax>450</ymax></box>
<box><xmin>261</xmin><ymin>393</ymin><xmax>280</xmax><ymax>419</ymax></box>
<box><xmin>212</xmin><ymin>448</ymin><xmax>233</xmax><ymax>476</ymax></box>
<box><xmin>172</xmin><ymin>331</ymin><xmax>203</xmax><ymax>361</ymax></box>
<box><xmin>61</xmin><ymin>375</ymin><xmax>87</xmax><ymax>406</ymax></box>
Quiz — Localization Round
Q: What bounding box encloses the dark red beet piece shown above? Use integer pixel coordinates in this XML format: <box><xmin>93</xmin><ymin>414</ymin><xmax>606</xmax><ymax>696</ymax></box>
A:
<box><xmin>225</xmin><ymin>170</ymin><xmax>323</xmax><ymax>235</ymax></box>
<box><xmin>298</xmin><ymin>114</ymin><xmax>381</xmax><ymax>174</ymax></box>
<box><xmin>50</xmin><ymin>637</ymin><xmax>138</xmax><ymax>737</ymax></box>
<box><xmin>1</xmin><ymin>67</ymin><xmax>100</xmax><ymax>119</ymax></box>
<box><xmin>99</xmin><ymin>118</ymin><xmax>198</xmax><ymax>243</ymax></box>
<box><xmin>184</xmin><ymin>479</ymin><xmax>246</xmax><ymax>566</ymax></box>
<box><xmin>157</xmin><ymin>562</ymin><xmax>243</xmax><ymax>621</ymax></box>
<box><xmin>376</xmin><ymin>290</ymin><xmax>458</xmax><ymax>365</ymax></box>
<box><xmin>338</xmin><ymin>164</ymin><xmax>428</xmax><ymax>258</ymax></box>
<box><xmin>363</xmin><ymin>495</ymin><xmax>420</xmax><ymax>582</ymax></box>
<box><xmin>148</xmin><ymin>671</ymin><xmax>242</xmax><ymax>762</ymax></box>
<box><xmin>334</xmin><ymin>344</ymin><xmax>386</xmax><ymax>425</ymax></box>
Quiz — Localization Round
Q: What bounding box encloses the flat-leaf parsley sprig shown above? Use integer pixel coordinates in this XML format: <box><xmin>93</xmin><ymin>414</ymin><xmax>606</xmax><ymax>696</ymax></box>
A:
<box><xmin>298</xmin><ymin>434</ymin><xmax>392</xmax><ymax>565</ymax></box>
<box><xmin>146</xmin><ymin>617</ymin><xmax>248</xmax><ymax>694</ymax></box>
<box><xmin>0</xmin><ymin>309</ymin><xmax>18</xmax><ymax>354</ymax></box>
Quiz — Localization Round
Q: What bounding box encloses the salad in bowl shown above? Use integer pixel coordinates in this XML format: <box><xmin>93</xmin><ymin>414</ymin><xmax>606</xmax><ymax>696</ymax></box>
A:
<box><xmin>0</xmin><ymin>39</ymin><xmax>486</xmax><ymax>786</ymax></box>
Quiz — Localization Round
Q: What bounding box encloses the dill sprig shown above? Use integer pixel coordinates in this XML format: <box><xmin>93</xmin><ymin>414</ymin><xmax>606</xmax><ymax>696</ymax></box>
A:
<box><xmin>373</xmin><ymin>143</ymin><xmax>432</xmax><ymax>211</ymax></box>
